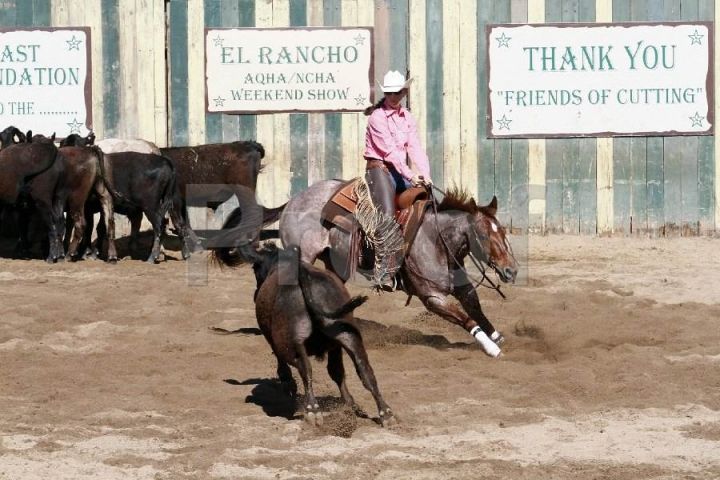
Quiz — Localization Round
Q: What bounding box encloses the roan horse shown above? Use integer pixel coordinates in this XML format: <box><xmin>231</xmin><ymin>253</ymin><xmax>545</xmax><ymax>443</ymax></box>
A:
<box><xmin>278</xmin><ymin>179</ymin><xmax>519</xmax><ymax>357</ymax></box>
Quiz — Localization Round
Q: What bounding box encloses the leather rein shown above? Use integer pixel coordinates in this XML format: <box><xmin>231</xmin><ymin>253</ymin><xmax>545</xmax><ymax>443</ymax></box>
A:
<box><xmin>427</xmin><ymin>185</ymin><xmax>507</xmax><ymax>300</ymax></box>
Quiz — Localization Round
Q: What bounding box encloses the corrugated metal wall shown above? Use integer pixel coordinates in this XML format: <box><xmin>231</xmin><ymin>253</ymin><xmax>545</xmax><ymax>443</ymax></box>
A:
<box><xmin>0</xmin><ymin>0</ymin><xmax>717</xmax><ymax>236</ymax></box>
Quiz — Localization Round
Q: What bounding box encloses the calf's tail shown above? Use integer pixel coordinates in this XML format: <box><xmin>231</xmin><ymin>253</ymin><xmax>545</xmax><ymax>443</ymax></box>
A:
<box><xmin>295</xmin><ymin>251</ymin><xmax>368</xmax><ymax>319</ymax></box>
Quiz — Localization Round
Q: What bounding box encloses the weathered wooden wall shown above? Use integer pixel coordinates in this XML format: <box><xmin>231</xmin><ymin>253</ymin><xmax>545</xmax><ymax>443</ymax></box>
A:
<box><xmin>0</xmin><ymin>0</ymin><xmax>717</xmax><ymax>235</ymax></box>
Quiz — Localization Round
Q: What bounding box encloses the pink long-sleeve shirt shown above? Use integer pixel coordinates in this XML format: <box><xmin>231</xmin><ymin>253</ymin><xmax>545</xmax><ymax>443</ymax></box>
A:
<box><xmin>363</xmin><ymin>103</ymin><xmax>431</xmax><ymax>181</ymax></box>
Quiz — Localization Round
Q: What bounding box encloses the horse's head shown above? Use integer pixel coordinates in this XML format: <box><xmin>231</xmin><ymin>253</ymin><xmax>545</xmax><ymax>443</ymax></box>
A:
<box><xmin>469</xmin><ymin>196</ymin><xmax>518</xmax><ymax>283</ymax></box>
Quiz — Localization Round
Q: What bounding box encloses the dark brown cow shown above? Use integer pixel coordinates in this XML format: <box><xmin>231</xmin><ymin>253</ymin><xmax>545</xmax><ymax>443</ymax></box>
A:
<box><xmin>215</xmin><ymin>243</ymin><xmax>396</xmax><ymax>427</ymax></box>
<box><xmin>161</xmin><ymin>141</ymin><xmax>285</xmax><ymax>240</ymax></box>
<box><xmin>0</xmin><ymin>134</ymin><xmax>63</xmax><ymax>261</ymax></box>
<box><xmin>56</xmin><ymin>146</ymin><xmax>117</xmax><ymax>261</ymax></box>
<box><xmin>4</xmin><ymin>132</ymin><xmax>116</xmax><ymax>261</ymax></box>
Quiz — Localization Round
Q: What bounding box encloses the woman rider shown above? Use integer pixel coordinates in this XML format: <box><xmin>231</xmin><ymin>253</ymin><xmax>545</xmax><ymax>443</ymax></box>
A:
<box><xmin>363</xmin><ymin>70</ymin><xmax>432</xmax><ymax>291</ymax></box>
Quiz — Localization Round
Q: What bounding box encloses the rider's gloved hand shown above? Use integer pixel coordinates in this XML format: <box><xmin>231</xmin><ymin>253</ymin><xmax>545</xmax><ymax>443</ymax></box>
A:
<box><xmin>410</xmin><ymin>175</ymin><xmax>424</xmax><ymax>187</ymax></box>
<box><xmin>411</xmin><ymin>175</ymin><xmax>432</xmax><ymax>188</ymax></box>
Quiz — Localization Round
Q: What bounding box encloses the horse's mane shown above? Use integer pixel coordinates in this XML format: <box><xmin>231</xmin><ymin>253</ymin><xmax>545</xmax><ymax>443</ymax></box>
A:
<box><xmin>437</xmin><ymin>187</ymin><xmax>479</xmax><ymax>213</ymax></box>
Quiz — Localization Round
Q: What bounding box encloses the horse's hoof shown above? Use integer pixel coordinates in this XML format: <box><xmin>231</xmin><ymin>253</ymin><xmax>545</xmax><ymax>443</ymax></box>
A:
<box><xmin>107</xmin><ymin>257</ymin><xmax>118</xmax><ymax>264</ymax></box>
<box><xmin>379</xmin><ymin>409</ymin><xmax>397</xmax><ymax>427</ymax></box>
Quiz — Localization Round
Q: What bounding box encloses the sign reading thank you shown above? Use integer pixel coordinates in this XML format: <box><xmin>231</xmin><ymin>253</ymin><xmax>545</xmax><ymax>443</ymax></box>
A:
<box><xmin>487</xmin><ymin>22</ymin><xmax>712</xmax><ymax>137</ymax></box>
<box><xmin>206</xmin><ymin>27</ymin><xmax>373</xmax><ymax>113</ymax></box>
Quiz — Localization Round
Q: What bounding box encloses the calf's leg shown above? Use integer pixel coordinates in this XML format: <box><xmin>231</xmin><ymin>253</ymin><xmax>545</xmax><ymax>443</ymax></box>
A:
<box><xmin>277</xmin><ymin>360</ymin><xmax>297</xmax><ymax>397</ymax></box>
<box><xmin>293</xmin><ymin>342</ymin><xmax>322</xmax><ymax>426</ymax></box>
<box><xmin>334</xmin><ymin>331</ymin><xmax>396</xmax><ymax>427</ymax></box>
<box><xmin>326</xmin><ymin>347</ymin><xmax>365</xmax><ymax>417</ymax></box>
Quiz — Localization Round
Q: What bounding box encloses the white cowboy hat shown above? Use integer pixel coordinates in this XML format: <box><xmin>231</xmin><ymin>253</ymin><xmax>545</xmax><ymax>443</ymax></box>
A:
<box><xmin>377</xmin><ymin>70</ymin><xmax>413</xmax><ymax>93</ymax></box>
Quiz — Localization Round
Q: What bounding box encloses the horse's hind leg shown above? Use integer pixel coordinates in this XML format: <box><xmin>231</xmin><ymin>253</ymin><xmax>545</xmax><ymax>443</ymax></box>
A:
<box><xmin>335</xmin><ymin>332</ymin><xmax>395</xmax><ymax>427</ymax></box>
<box><xmin>294</xmin><ymin>342</ymin><xmax>322</xmax><ymax>426</ymax></box>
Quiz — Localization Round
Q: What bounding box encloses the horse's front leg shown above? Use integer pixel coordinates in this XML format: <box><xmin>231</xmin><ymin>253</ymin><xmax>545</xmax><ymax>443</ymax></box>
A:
<box><xmin>453</xmin><ymin>283</ymin><xmax>504</xmax><ymax>346</ymax></box>
<box><xmin>422</xmin><ymin>294</ymin><xmax>502</xmax><ymax>358</ymax></box>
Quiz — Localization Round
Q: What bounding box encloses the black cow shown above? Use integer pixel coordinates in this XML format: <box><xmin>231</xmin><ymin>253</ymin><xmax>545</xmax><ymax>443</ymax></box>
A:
<box><xmin>59</xmin><ymin>132</ymin><xmax>96</xmax><ymax>148</ymax></box>
<box><xmin>0</xmin><ymin>126</ymin><xmax>26</xmax><ymax>149</ymax></box>
<box><xmin>91</xmin><ymin>152</ymin><xmax>195</xmax><ymax>262</ymax></box>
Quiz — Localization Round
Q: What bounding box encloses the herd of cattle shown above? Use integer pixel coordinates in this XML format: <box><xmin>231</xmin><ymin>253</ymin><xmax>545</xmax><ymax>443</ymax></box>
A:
<box><xmin>0</xmin><ymin>126</ymin><xmax>279</xmax><ymax>263</ymax></box>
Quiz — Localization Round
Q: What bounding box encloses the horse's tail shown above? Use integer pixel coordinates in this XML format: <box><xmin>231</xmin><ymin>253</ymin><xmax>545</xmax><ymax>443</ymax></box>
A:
<box><xmin>207</xmin><ymin>196</ymin><xmax>284</xmax><ymax>255</ymax></box>
<box><xmin>209</xmin><ymin>205</ymin><xmax>265</xmax><ymax>267</ymax></box>
<box><xmin>210</xmin><ymin>239</ymin><xmax>258</xmax><ymax>268</ymax></box>
<box><xmin>262</xmin><ymin>202</ymin><xmax>286</xmax><ymax>226</ymax></box>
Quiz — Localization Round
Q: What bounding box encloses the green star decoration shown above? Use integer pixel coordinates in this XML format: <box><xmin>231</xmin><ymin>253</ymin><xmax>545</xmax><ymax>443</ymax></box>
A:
<box><xmin>213</xmin><ymin>96</ymin><xmax>226</xmax><ymax>107</ymax></box>
<box><xmin>354</xmin><ymin>93</ymin><xmax>367</xmax><ymax>106</ymax></box>
<box><xmin>688</xmin><ymin>29</ymin><xmax>704</xmax><ymax>45</ymax></box>
<box><xmin>213</xmin><ymin>35</ymin><xmax>224</xmax><ymax>47</ymax></box>
<box><xmin>689</xmin><ymin>112</ymin><xmax>704</xmax><ymax>127</ymax></box>
<box><xmin>496</xmin><ymin>114</ymin><xmax>512</xmax><ymax>130</ymax></box>
<box><xmin>67</xmin><ymin>118</ymin><xmax>83</xmax><ymax>134</ymax></box>
<box><xmin>353</xmin><ymin>33</ymin><xmax>366</xmax><ymax>46</ymax></box>
<box><xmin>495</xmin><ymin>32</ymin><xmax>511</xmax><ymax>48</ymax></box>
<box><xmin>66</xmin><ymin>35</ymin><xmax>82</xmax><ymax>51</ymax></box>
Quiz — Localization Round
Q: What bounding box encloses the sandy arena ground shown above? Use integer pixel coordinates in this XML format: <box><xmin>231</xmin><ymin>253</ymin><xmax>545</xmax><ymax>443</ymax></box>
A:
<box><xmin>1</xmin><ymin>235</ymin><xmax>719</xmax><ymax>479</ymax></box>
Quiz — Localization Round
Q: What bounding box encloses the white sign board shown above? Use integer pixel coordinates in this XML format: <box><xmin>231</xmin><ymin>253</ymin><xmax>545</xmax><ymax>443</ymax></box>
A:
<box><xmin>487</xmin><ymin>22</ymin><xmax>713</xmax><ymax>137</ymax></box>
<box><xmin>205</xmin><ymin>27</ymin><xmax>373</xmax><ymax>113</ymax></box>
<box><xmin>0</xmin><ymin>28</ymin><xmax>92</xmax><ymax>138</ymax></box>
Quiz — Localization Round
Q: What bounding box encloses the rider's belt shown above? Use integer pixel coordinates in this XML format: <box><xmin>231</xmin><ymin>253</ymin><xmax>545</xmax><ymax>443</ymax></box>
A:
<box><xmin>365</xmin><ymin>158</ymin><xmax>389</xmax><ymax>172</ymax></box>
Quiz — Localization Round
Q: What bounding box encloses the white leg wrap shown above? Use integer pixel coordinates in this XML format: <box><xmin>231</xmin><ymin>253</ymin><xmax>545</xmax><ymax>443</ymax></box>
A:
<box><xmin>490</xmin><ymin>330</ymin><xmax>501</xmax><ymax>341</ymax></box>
<box><xmin>471</xmin><ymin>326</ymin><xmax>502</xmax><ymax>357</ymax></box>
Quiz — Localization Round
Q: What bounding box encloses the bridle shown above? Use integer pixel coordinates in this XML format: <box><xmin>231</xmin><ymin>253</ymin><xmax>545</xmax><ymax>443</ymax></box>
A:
<box><xmin>428</xmin><ymin>185</ymin><xmax>511</xmax><ymax>299</ymax></box>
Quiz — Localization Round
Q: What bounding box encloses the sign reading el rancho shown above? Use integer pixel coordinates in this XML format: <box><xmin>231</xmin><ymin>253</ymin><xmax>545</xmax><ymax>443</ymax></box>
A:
<box><xmin>0</xmin><ymin>28</ymin><xmax>92</xmax><ymax>137</ymax></box>
<box><xmin>206</xmin><ymin>27</ymin><xmax>373</xmax><ymax>113</ymax></box>
<box><xmin>487</xmin><ymin>23</ymin><xmax>713</xmax><ymax>137</ymax></box>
